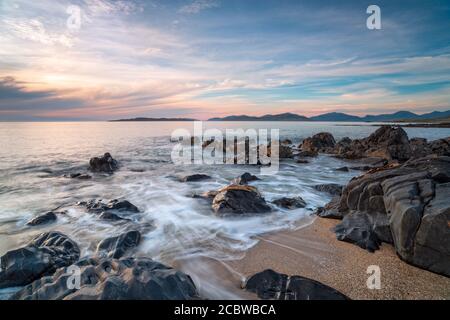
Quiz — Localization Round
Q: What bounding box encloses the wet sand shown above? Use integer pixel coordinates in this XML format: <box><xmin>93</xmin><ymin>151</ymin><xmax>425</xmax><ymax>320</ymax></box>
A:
<box><xmin>179</xmin><ymin>215</ymin><xmax>450</xmax><ymax>300</ymax></box>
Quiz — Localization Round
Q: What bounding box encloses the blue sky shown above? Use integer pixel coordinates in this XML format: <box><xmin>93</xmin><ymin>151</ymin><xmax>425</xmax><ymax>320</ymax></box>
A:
<box><xmin>0</xmin><ymin>0</ymin><xmax>449</xmax><ymax>120</ymax></box>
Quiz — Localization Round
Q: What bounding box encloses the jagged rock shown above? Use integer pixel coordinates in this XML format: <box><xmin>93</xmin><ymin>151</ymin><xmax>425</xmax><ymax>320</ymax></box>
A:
<box><xmin>232</xmin><ymin>172</ymin><xmax>260</xmax><ymax>185</ymax></box>
<box><xmin>313</xmin><ymin>184</ymin><xmax>343</xmax><ymax>196</ymax></box>
<box><xmin>324</xmin><ymin>155</ymin><xmax>450</xmax><ymax>276</ymax></box>
<box><xmin>272</xmin><ymin>197</ymin><xmax>306</xmax><ymax>209</ymax></box>
<box><xmin>315</xmin><ymin>196</ymin><xmax>342</xmax><ymax>219</ymax></box>
<box><xmin>335</xmin><ymin>126</ymin><xmax>412</xmax><ymax>161</ymax></box>
<box><xmin>212</xmin><ymin>185</ymin><xmax>272</xmax><ymax>216</ymax></box>
<box><xmin>11</xmin><ymin>257</ymin><xmax>199</xmax><ymax>300</ymax></box>
<box><xmin>428</xmin><ymin>137</ymin><xmax>450</xmax><ymax>157</ymax></box>
<box><xmin>0</xmin><ymin>232</ymin><xmax>80</xmax><ymax>289</ymax></box>
<box><xmin>334</xmin><ymin>137</ymin><xmax>352</xmax><ymax>155</ymax></box>
<box><xmin>89</xmin><ymin>153</ymin><xmax>118</xmax><ymax>173</ymax></box>
<box><xmin>96</xmin><ymin>231</ymin><xmax>141</xmax><ymax>259</ymax></box>
<box><xmin>301</xmin><ymin>132</ymin><xmax>336</xmax><ymax>153</ymax></box>
<box><xmin>279</xmin><ymin>145</ymin><xmax>293</xmax><ymax>158</ymax></box>
<box><xmin>180</xmin><ymin>174</ymin><xmax>211</xmax><ymax>182</ymax></box>
<box><xmin>82</xmin><ymin>199</ymin><xmax>140</xmax><ymax>214</ymax></box>
<box><xmin>27</xmin><ymin>212</ymin><xmax>57</xmax><ymax>226</ymax></box>
<box><xmin>245</xmin><ymin>269</ymin><xmax>348</xmax><ymax>300</ymax></box>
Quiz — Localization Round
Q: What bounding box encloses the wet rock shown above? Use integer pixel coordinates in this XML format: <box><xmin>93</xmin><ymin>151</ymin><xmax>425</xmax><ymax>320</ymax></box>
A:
<box><xmin>89</xmin><ymin>153</ymin><xmax>118</xmax><ymax>173</ymax></box>
<box><xmin>64</xmin><ymin>173</ymin><xmax>92</xmax><ymax>180</ymax></box>
<box><xmin>245</xmin><ymin>269</ymin><xmax>348</xmax><ymax>300</ymax></box>
<box><xmin>0</xmin><ymin>232</ymin><xmax>80</xmax><ymax>289</ymax></box>
<box><xmin>27</xmin><ymin>212</ymin><xmax>57</xmax><ymax>226</ymax></box>
<box><xmin>349</xmin><ymin>166</ymin><xmax>373</xmax><ymax>171</ymax></box>
<box><xmin>313</xmin><ymin>184</ymin><xmax>343</xmax><ymax>196</ymax></box>
<box><xmin>232</xmin><ymin>172</ymin><xmax>260</xmax><ymax>185</ymax></box>
<box><xmin>428</xmin><ymin>137</ymin><xmax>450</xmax><ymax>157</ymax></box>
<box><xmin>83</xmin><ymin>199</ymin><xmax>140</xmax><ymax>214</ymax></box>
<box><xmin>281</xmin><ymin>139</ymin><xmax>292</xmax><ymax>145</ymax></box>
<box><xmin>301</xmin><ymin>132</ymin><xmax>336</xmax><ymax>153</ymax></box>
<box><xmin>335</xmin><ymin>126</ymin><xmax>412</xmax><ymax>162</ymax></box>
<box><xmin>11</xmin><ymin>257</ymin><xmax>199</xmax><ymax>300</ymax></box>
<box><xmin>334</xmin><ymin>137</ymin><xmax>352</xmax><ymax>155</ymax></box>
<box><xmin>272</xmin><ymin>197</ymin><xmax>306</xmax><ymax>209</ymax></box>
<box><xmin>98</xmin><ymin>212</ymin><xmax>128</xmax><ymax>221</ymax></box>
<box><xmin>336</xmin><ymin>167</ymin><xmax>349</xmax><ymax>172</ymax></box>
<box><xmin>212</xmin><ymin>185</ymin><xmax>272</xmax><ymax>216</ymax></box>
<box><xmin>297</xmin><ymin>150</ymin><xmax>318</xmax><ymax>157</ymax></box>
<box><xmin>334</xmin><ymin>212</ymin><xmax>382</xmax><ymax>252</ymax></box>
<box><xmin>96</xmin><ymin>231</ymin><xmax>141</xmax><ymax>259</ymax></box>
<box><xmin>296</xmin><ymin>159</ymin><xmax>309</xmax><ymax>164</ymax></box>
<box><xmin>315</xmin><ymin>196</ymin><xmax>342</xmax><ymax>219</ymax></box>
<box><xmin>326</xmin><ymin>155</ymin><xmax>450</xmax><ymax>276</ymax></box>
<box><xmin>180</xmin><ymin>174</ymin><xmax>211</xmax><ymax>182</ymax></box>
<box><xmin>279</xmin><ymin>145</ymin><xmax>293</xmax><ymax>159</ymax></box>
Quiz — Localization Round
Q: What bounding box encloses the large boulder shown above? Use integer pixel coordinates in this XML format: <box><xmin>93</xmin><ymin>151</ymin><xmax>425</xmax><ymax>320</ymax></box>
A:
<box><xmin>301</xmin><ymin>132</ymin><xmax>336</xmax><ymax>153</ymax></box>
<box><xmin>11</xmin><ymin>257</ymin><xmax>199</xmax><ymax>300</ymax></box>
<box><xmin>335</xmin><ymin>126</ymin><xmax>412</xmax><ymax>161</ymax></box>
<box><xmin>0</xmin><ymin>232</ymin><xmax>80</xmax><ymax>289</ymax></box>
<box><xmin>89</xmin><ymin>153</ymin><xmax>118</xmax><ymax>173</ymax></box>
<box><xmin>212</xmin><ymin>185</ymin><xmax>272</xmax><ymax>216</ymax></box>
<box><xmin>245</xmin><ymin>269</ymin><xmax>348</xmax><ymax>300</ymax></box>
<box><xmin>324</xmin><ymin>156</ymin><xmax>450</xmax><ymax>276</ymax></box>
<box><xmin>96</xmin><ymin>231</ymin><xmax>141</xmax><ymax>259</ymax></box>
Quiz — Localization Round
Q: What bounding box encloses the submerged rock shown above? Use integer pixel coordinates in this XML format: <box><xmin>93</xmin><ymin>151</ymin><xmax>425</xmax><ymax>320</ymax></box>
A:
<box><xmin>89</xmin><ymin>153</ymin><xmax>118</xmax><ymax>173</ymax></box>
<box><xmin>64</xmin><ymin>173</ymin><xmax>92</xmax><ymax>180</ymax></box>
<box><xmin>11</xmin><ymin>257</ymin><xmax>199</xmax><ymax>300</ymax></box>
<box><xmin>313</xmin><ymin>184</ymin><xmax>343</xmax><ymax>196</ymax></box>
<box><xmin>212</xmin><ymin>185</ymin><xmax>272</xmax><ymax>216</ymax></box>
<box><xmin>27</xmin><ymin>212</ymin><xmax>57</xmax><ymax>226</ymax></box>
<box><xmin>272</xmin><ymin>197</ymin><xmax>306</xmax><ymax>209</ymax></box>
<box><xmin>245</xmin><ymin>269</ymin><xmax>348</xmax><ymax>300</ymax></box>
<box><xmin>336</xmin><ymin>167</ymin><xmax>349</xmax><ymax>172</ymax></box>
<box><xmin>0</xmin><ymin>232</ymin><xmax>80</xmax><ymax>289</ymax></box>
<box><xmin>232</xmin><ymin>172</ymin><xmax>260</xmax><ymax>185</ymax></box>
<box><xmin>180</xmin><ymin>174</ymin><xmax>211</xmax><ymax>182</ymax></box>
<box><xmin>96</xmin><ymin>231</ymin><xmax>141</xmax><ymax>259</ymax></box>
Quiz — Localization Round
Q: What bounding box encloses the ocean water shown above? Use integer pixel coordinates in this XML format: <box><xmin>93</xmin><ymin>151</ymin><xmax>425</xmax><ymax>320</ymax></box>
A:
<box><xmin>0</xmin><ymin>121</ymin><xmax>449</xmax><ymax>299</ymax></box>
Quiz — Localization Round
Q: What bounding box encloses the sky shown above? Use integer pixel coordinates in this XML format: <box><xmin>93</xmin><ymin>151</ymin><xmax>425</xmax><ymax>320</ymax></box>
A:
<box><xmin>0</xmin><ymin>0</ymin><xmax>449</xmax><ymax>121</ymax></box>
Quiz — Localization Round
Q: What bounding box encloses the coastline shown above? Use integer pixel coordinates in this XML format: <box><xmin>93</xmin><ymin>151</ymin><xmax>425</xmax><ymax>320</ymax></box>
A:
<box><xmin>182</xmin><ymin>216</ymin><xmax>450</xmax><ymax>300</ymax></box>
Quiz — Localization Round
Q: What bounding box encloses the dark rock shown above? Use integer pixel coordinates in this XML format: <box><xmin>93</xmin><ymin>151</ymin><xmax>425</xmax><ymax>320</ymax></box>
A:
<box><xmin>64</xmin><ymin>173</ymin><xmax>92</xmax><ymax>180</ymax></box>
<box><xmin>245</xmin><ymin>269</ymin><xmax>348</xmax><ymax>300</ymax></box>
<box><xmin>232</xmin><ymin>172</ymin><xmax>260</xmax><ymax>185</ymax></box>
<box><xmin>281</xmin><ymin>139</ymin><xmax>292</xmax><ymax>145</ymax></box>
<box><xmin>212</xmin><ymin>185</ymin><xmax>272</xmax><ymax>216</ymax></box>
<box><xmin>96</xmin><ymin>231</ymin><xmax>141</xmax><ymax>259</ymax></box>
<box><xmin>349</xmin><ymin>166</ymin><xmax>373</xmax><ymax>171</ymax></box>
<box><xmin>27</xmin><ymin>212</ymin><xmax>57</xmax><ymax>226</ymax></box>
<box><xmin>272</xmin><ymin>197</ymin><xmax>306</xmax><ymax>209</ymax></box>
<box><xmin>297</xmin><ymin>150</ymin><xmax>318</xmax><ymax>157</ymax></box>
<box><xmin>313</xmin><ymin>184</ymin><xmax>343</xmax><ymax>196</ymax></box>
<box><xmin>279</xmin><ymin>145</ymin><xmax>293</xmax><ymax>159</ymax></box>
<box><xmin>99</xmin><ymin>212</ymin><xmax>128</xmax><ymax>221</ymax></box>
<box><xmin>334</xmin><ymin>126</ymin><xmax>412</xmax><ymax>161</ymax></box>
<box><xmin>329</xmin><ymin>155</ymin><xmax>450</xmax><ymax>276</ymax></box>
<box><xmin>11</xmin><ymin>257</ymin><xmax>199</xmax><ymax>300</ymax></box>
<box><xmin>0</xmin><ymin>232</ymin><xmax>80</xmax><ymax>289</ymax></box>
<box><xmin>301</xmin><ymin>132</ymin><xmax>336</xmax><ymax>153</ymax></box>
<box><xmin>83</xmin><ymin>199</ymin><xmax>140</xmax><ymax>214</ymax></box>
<box><xmin>180</xmin><ymin>174</ymin><xmax>211</xmax><ymax>182</ymax></box>
<box><xmin>336</xmin><ymin>167</ymin><xmax>349</xmax><ymax>172</ymax></box>
<box><xmin>89</xmin><ymin>153</ymin><xmax>118</xmax><ymax>173</ymax></box>
<box><xmin>296</xmin><ymin>159</ymin><xmax>309</xmax><ymax>164</ymax></box>
<box><xmin>315</xmin><ymin>196</ymin><xmax>342</xmax><ymax>219</ymax></box>
<box><xmin>334</xmin><ymin>212</ymin><xmax>381</xmax><ymax>252</ymax></box>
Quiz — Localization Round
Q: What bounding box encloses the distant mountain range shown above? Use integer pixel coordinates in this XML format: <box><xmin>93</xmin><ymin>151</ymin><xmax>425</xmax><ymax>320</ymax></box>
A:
<box><xmin>208</xmin><ymin>110</ymin><xmax>450</xmax><ymax>122</ymax></box>
<box><xmin>110</xmin><ymin>110</ymin><xmax>450</xmax><ymax>122</ymax></box>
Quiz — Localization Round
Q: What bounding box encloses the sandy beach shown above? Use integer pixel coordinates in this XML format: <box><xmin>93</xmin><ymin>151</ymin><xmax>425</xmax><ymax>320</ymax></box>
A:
<box><xmin>179</xmin><ymin>215</ymin><xmax>450</xmax><ymax>300</ymax></box>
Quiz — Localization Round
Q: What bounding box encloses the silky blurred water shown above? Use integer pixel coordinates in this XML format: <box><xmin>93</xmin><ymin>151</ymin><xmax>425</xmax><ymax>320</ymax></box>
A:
<box><xmin>0</xmin><ymin>121</ymin><xmax>448</xmax><ymax>299</ymax></box>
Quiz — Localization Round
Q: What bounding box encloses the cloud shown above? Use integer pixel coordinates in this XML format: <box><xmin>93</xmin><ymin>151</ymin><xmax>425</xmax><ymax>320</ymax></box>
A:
<box><xmin>179</xmin><ymin>0</ymin><xmax>220</xmax><ymax>14</ymax></box>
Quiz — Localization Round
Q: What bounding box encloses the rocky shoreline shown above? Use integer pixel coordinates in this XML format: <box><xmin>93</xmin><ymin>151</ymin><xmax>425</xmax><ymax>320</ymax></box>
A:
<box><xmin>1</xmin><ymin>126</ymin><xmax>449</xmax><ymax>300</ymax></box>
